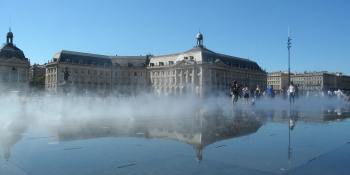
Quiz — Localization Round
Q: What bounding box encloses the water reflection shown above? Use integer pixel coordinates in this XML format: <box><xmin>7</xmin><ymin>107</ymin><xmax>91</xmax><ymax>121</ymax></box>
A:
<box><xmin>0</xmin><ymin>115</ymin><xmax>29</xmax><ymax>161</ymax></box>
<box><xmin>1</xmin><ymin>105</ymin><xmax>350</xmax><ymax>164</ymax></box>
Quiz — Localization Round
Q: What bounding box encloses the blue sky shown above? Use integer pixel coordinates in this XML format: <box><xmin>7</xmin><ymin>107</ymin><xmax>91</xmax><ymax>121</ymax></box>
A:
<box><xmin>1</xmin><ymin>0</ymin><xmax>349</xmax><ymax>75</ymax></box>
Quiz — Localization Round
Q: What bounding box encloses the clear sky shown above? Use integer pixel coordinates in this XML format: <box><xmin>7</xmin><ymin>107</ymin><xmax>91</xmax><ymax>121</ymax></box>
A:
<box><xmin>1</xmin><ymin>0</ymin><xmax>349</xmax><ymax>75</ymax></box>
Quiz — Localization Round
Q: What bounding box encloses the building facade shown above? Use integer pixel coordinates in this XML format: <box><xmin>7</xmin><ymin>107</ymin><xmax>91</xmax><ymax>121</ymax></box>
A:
<box><xmin>45</xmin><ymin>50</ymin><xmax>149</xmax><ymax>96</ymax></box>
<box><xmin>147</xmin><ymin>32</ymin><xmax>267</xmax><ymax>98</ymax></box>
<box><xmin>29</xmin><ymin>63</ymin><xmax>45</xmax><ymax>79</ymax></box>
<box><xmin>267</xmin><ymin>71</ymin><xmax>350</xmax><ymax>93</ymax></box>
<box><xmin>0</xmin><ymin>29</ymin><xmax>30</xmax><ymax>94</ymax></box>
<box><xmin>267</xmin><ymin>71</ymin><xmax>291</xmax><ymax>91</ymax></box>
<box><xmin>45</xmin><ymin>33</ymin><xmax>267</xmax><ymax>98</ymax></box>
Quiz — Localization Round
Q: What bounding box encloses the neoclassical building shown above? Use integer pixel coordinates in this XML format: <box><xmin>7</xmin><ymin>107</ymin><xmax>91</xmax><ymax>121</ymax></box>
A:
<box><xmin>0</xmin><ymin>29</ymin><xmax>30</xmax><ymax>94</ymax></box>
<box><xmin>267</xmin><ymin>71</ymin><xmax>291</xmax><ymax>91</ymax></box>
<box><xmin>45</xmin><ymin>50</ymin><xmax>149</xmax><ymax>96</ymax></box>
<box><xmin>147</xmin><ymin>32</ymin><xmax>267</xmax><ymax>98</ymax></box>
<box><xmin>45</xmin><ymin>33</ymin><xmax>266</xmax><ymax>97</ymax></box>
<box><xmin>267</xmin><ymin>71</ymin><xmax>350</xmax><ymax>93</ymax></box>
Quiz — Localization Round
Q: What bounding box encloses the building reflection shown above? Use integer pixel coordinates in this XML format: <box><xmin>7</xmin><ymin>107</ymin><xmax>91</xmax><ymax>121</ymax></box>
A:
<box><xmin>1</xmin><ymin>105</ymin><xmax>350</xmax><ymax>162</ymax></box>
<box><xmin>0</xmin><ymin>116</ymin><xmax>29</xmax><ymax>161</ymax></box>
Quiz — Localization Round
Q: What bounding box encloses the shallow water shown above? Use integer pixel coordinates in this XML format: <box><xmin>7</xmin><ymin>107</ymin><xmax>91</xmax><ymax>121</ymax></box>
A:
<box><xmin>1</xmin><ymin>97</ymin><xmax>350</xmax><ymax>175</ymax></box>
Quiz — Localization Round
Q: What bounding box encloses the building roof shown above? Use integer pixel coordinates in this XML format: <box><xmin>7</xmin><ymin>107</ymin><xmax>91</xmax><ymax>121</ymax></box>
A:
<box><xmin>0</xmin><ymin>43</ymin><xmax>26</xmax><ymax>60</ymax></box>
<box><xmin>149</xmin><ymin>46</ymin><xmax>262</xmax><ymax>70</ymax></box>
<box><xmin>52</xmin><ymin>50</ymin><xmax>149</xmax><ymax>67</ymax></box>
<box><xmin>53</xmin><ymin>50</ymin><xmax>111</xmax><ymax>66</ymax></box>
<box><xmin>0</xmin><ymin>29</ymin><xmax>27</xmax><ymax>61</ymax></box>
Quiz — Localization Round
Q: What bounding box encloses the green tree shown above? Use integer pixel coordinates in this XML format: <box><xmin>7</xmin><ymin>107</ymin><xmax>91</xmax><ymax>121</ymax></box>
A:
<box><xmin>29</xmin><ymin>72</ymin><xmax>45</xmax><ymax>91</ymax></box>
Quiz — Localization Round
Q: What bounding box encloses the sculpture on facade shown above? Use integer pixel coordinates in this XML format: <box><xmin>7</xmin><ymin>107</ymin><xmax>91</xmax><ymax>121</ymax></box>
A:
<box><xmin>63</xmin><ymin>67</ymin><xmax>69</xmax><ymax>83</ymax></box>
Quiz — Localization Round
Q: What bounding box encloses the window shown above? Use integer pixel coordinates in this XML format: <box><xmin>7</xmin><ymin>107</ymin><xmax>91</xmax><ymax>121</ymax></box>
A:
<box><xmin>141</xmin><ymin>63</ymin><xmax>145</xmax><ymax>67</ymax></box>
<box><xmin>134</xmin><ymin>78</ymin><xmax>137</xmax><ymax>84</ymax></box>
<box><xmin>88</xmin><ymin>70</ymin><xmax>90</xmax><ymax>74</ymax></box>
<box><xmin>115</xmin><ymin>72</ymin><xmax>117</xmax><ymax>76</ymax></box>
<box><xmin>75</xmin><ymin>69</ymin><xmax>78</xmax><ymax>73</ymax></box>
<box><xmin>100</xmin><ymin>71</ymin><xmax>103</xmax><ymax>75</ymax></box>
<box><xmin>94</xmin><ymin>71</ymin><xmax>97</xmax><ymax>75</ymax></box>
<box><xmin>81</xmin><ymin>69</ymin><xmax>84</xmax><ymax>74</ymax></box>
<box><xmin>114</xmin><ymin>78</ymin><xmax>118</xmax><ymax>84</ymax></box>
<box><xmin>134</xmin><ymin>72</ymin><xmax>137</xmax><ymax>76</ymax></box>
<box><xmin>121</xmin><ymin>77</ymin><xmax>125</xmax><ymax>83</ymax></box>
<box><xmin>141</xmin><ymin>72</ymin><xmax>144</xmax><ymax>76</ymax></box>
<box><xmin>121</xmin><ymin>72</ymin><xmax>125</xmax><ymax>76</ymax></box>
<box><xmin>128</xmin><ymin>72</ymin><xmax>130</xmax><ymax>76</ymax></box>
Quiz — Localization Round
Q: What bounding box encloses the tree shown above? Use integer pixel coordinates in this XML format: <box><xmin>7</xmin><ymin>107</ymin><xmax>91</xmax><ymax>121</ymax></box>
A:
<box><xmin>29</xmin><ymin>72</ymin><xmax>45</xmax><ymax>91</ymax></box>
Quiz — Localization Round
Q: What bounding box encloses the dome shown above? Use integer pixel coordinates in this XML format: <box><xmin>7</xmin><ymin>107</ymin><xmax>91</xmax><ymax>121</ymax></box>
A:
<box><xmin>7</xmin><ymin>31</ymin><xmax>13</xmax><ymax>38</ymax></box>
<box><xmin>196</xmin><ymin>32</ymin><xmax>203</xmax><ymax>40</ymax></box>
<box><xmin>7</xmin><ymin>28</ymin><xmax>13</xmax><ymax>38</ymax></box>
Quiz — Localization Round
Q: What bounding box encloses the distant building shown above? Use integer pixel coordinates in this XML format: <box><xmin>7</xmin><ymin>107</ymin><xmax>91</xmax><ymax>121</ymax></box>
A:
<box><xmin>267</xmin><ymin>71</ymin><xmax>291</xmax><ymax>91</ymax></box>
<box><xmin>267</xmin><ymin>71</ymin><xmax>350</xmax><ymax>93</ymax></box>
<box><xmin>29</xmin><ymin>63</ymin><xmax>45</xmax><ymax>79</ymax></box>
<box><xmin>0</xmin><ymin>29</ymin><xmax>30</xmax><ymax>93</ymax></box>
<box><xmin>147</xmin><ymin>32</ymin><xmax>267</xmax><ymax>98</ymax></box>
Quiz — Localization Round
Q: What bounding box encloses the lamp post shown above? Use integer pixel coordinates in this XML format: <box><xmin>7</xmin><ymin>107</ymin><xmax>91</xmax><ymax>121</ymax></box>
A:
<box><xmin>287</xmin><ymin>27</ymin><xmax>292</xmax><ymax>86</ymax></box>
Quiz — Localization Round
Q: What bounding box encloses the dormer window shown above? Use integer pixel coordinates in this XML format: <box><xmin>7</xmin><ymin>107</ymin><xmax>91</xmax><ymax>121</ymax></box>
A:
<box><xmin>141</xmin><ymin>63</ymin><xmax>145</xmax><ymax>67</ymax></box>
<box><xmin>128</xmin><ymin>63</ymin><xmax>133</xmax><ymax>67</ymax></box>
<box><xmin>150</xmin><ymin>63</ymin><xmax>155</xmax><ymax>67</ymax></box>
<box><xmin>184</xmin><ymin>57</ymin><xmax>188</xmax><ymax>60</ymax></box>
<box><xmin>190</xmin><ymin>56</ymin><xmax>194</xmax><ymax>60</ymax></box>
<box><xmin>159</xmin><ymin>62</ymin><xmax>164</xmax><ymax>66</ymax></box>
<box><xmin>169</xmin><ymin>61</ymin><xmax>174</xmax><ymax>65</ymax></box>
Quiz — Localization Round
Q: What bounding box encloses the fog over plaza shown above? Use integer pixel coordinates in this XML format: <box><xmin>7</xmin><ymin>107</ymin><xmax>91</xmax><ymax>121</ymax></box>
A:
<box><xmin>1</xmin><ymin>90</ymin><xmax>348</xmax><ymax>127</ymax></box>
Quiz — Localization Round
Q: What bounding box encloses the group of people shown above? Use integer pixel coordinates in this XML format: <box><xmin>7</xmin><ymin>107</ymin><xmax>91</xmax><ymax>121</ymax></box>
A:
<box><xmin>229</xmin><ymin>81</ymin><xmax>261</xmax><ymax>106</ymax></box>
<box><xmin>229</xmin><ymin>81</ymin><xmax>300</xmax><ymax>106</ymax></box>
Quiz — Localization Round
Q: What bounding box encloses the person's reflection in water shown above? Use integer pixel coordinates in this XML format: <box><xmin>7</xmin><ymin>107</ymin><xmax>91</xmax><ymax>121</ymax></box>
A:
<box><xmin>289</xmin><ymin>109</ymin><xmax>298</xmax><ymax>130</ymax></box>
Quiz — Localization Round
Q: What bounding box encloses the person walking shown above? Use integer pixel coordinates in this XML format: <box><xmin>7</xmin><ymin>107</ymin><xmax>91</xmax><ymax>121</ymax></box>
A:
<box><xmin>230</xmin><ymin>81</ymin><xmax>239</xmax><ymax>106</ymax></box>
<box><xmin>267</xmin><ymin>85</ymin><xmax>274</xmax><ymax>99</ymax></box>
<box><xmin>254</xmin><ymin>85</ymin><xmax>260</xmax><ymax>101</ymax></box>
<box><xmin>242</xmin><ymin>85</ymin><xmax>249</xmax><ymax>105</ymax></box>
<box><xmin>288</xmin><ymin>82</ymin><xmax>295</xmax><ymax>104</ymax></box>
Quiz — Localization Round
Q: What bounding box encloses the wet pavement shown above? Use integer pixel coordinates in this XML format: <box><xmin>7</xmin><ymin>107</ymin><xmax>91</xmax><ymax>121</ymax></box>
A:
<box><xmin>1</xmin><ymin>97</ymin><xmax>350</xmax><ymax>175</ymax></box>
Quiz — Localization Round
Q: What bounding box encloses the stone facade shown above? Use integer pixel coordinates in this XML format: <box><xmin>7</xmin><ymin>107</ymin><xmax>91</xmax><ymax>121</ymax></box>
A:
<box><xmin>147</xmin><ymin>32</ymin><xmax>267</xmax><ymax>98</ymax></box>
<box><xmin>267</xmin><ymin>71</ymin><xmax>291</xmax><ymax>91</ymax></box>
<box><xmin>29</xmin><ymin>63</ymin><xmax>45</xmax><ymax>79</ymax></box>
<box><xmin>45</xmin><ymin>50</ymin><xmax>149</xmax><ymax>96</ymax></box>
<box><xmin>268</xmin><ymin>71</ymin><xmax>350</xmax><ymax>93</ymax></box>
<box><xmin>0</xmin><ymin>29</ymin><xmax>30</xmax><ymax>94</ymax></box>
<box><xmin>45</xmin><ymin>33</ymin><xmax>267</xmax><ymax>98</ymax></box>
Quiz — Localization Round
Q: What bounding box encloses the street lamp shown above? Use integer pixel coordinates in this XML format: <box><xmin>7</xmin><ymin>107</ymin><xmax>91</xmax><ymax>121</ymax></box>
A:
<box><xmin>287</xmin><ymin>27</ymin><xmax>292</xmax><ymax>86</ymax></box>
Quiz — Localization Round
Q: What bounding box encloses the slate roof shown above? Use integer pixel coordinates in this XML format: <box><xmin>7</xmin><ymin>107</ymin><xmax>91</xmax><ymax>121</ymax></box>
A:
<box><xmin>0</xmin><ymin>43</ymin><xmax>27</xmax><ymax>60</ymax></box>
<box><xmin>52</xmin><ymin>50</ymin><xmax>149</xmax><ymax>67</ymax></box>
<box><xmin>149</xmin><ymin>46</ymin><xmax>262</xmax><ymax>70</ymax></box>
<box><xmin>54</xmin><ymin>50</ymin><xmax>111</xmax><ymax>66</ymax></box>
